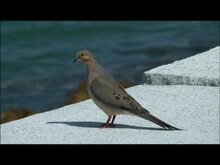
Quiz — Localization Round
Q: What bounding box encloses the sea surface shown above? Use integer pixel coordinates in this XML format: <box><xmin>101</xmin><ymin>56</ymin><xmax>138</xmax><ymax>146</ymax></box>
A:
<box><xmin>1</xmin><ymin>21</ymin><xmax>219</xmax><ymax>113</ymax></box>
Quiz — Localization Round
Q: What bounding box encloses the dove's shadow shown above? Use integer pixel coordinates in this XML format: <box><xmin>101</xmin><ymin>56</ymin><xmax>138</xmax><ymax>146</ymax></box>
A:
<box><xmin>47</xmin><ymin>121</ymin><xmax>167</xmax><ymax>130</ymax></box>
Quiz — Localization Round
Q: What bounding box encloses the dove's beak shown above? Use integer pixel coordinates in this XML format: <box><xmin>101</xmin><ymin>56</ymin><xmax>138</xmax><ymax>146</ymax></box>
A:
<box><xmin>73</xmin><ymin>58</ymin><xmax>78</xmax><ymax>63</ymax></box>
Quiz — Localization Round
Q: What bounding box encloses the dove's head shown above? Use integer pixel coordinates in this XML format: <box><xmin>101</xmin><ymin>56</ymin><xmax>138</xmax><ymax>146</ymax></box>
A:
<box><xmin>73</xmin><ymin>50</ymin><xmax>94</xmax><ymax>64</ymax></box>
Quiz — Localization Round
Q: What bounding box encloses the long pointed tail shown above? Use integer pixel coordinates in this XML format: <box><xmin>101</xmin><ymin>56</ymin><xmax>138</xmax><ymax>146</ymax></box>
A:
<box><xmin>138</xmin><ymin>112</ymin><xmax>180</xmax><ymax>130</ymax></box>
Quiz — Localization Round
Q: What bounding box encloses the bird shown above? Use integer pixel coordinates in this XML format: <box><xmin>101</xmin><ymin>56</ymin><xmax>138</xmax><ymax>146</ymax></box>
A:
<box><xmin>73</xmin><ymin>50</ymin><xmax>180</xmax><ymax>130</ymax></box>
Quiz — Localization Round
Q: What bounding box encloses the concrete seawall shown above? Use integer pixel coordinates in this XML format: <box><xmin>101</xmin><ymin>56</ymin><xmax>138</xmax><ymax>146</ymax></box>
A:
<box><xmin>1</xmin><ymin>46</ymin><xmax>219</xmax><ymax>144</ymax></box>
<box><xmin>142</xmin><ymin>47</ymin><xmax>219</xmax><ymax>86</ymax></box>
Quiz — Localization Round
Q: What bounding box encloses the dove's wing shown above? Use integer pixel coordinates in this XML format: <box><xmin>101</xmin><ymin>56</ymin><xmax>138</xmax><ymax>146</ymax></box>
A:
<box><xmin>90</xmin><ymin>74</ymin><xmax>149</xmax><ymax>115</ymax></box>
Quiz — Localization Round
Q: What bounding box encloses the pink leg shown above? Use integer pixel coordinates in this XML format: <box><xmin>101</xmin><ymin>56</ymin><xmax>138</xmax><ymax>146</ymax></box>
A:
<box><xmin>101</xmin><ymin>116</ymin><xmax>112</xmax><ymax>128</ymax></box>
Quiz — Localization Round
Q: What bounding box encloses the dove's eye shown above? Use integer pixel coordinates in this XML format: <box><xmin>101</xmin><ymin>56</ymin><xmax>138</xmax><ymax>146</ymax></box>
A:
<box><xmin>81</xmin><ymin>54</ymin><xmax>84</xmax><ymax>56</ymax></box>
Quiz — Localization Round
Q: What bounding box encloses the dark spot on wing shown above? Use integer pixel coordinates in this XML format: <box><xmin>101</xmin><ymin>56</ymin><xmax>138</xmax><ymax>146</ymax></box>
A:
<box><xmin>115</xmin><ymin>96</ymin><xmax>120</xmax><ymax>100</ymax></box>
<box><xmin>112</xmin><ymin>92</ymin><xmax>116</xmax><ymax>95</ymax></box>
<box><xmin>119</xmin><ymin>106</ymin><xmax>130</xmax><ymax>110</ymax></box>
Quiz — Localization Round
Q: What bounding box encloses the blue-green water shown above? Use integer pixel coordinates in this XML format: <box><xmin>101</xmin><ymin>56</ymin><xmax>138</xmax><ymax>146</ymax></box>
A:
<box><xmin>1</xmin><ymin>21</ymin><xmax>219</xmax><ymax>113</ymax></box>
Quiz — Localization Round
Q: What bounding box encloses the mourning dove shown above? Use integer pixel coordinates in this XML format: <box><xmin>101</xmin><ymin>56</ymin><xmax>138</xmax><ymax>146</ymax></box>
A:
<box><xmin>73</xmin><ymin>50</ymin><xmax>180</xmax><ymax>130</ymax></box>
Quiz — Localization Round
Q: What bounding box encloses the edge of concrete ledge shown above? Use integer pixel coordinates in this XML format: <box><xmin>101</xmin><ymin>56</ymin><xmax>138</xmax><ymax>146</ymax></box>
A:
<box><xmin>142</xmin><ymin>46</ymin><xmax>220</xmax><ymax>86</ymax></box>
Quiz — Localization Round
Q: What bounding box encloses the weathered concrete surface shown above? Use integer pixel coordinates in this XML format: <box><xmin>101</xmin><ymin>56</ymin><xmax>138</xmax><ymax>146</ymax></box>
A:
<box><xmin>142</xmin><ymin>46</ymin><xmax>219</xmax><ymax>86</ymax></box>
<box><xmin>1</xmin><ymin>85</ymin><xmax>219</xmax><ymax>144</ymax></box>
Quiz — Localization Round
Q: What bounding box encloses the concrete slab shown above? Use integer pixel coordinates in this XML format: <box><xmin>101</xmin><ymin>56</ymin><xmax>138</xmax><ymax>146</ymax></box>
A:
<box><xmin>1</xmin><ymin>85</ymin><xmax>219</xmax><ymax>144</ymax></box>
<box><xmin>142</xmin><ymin>47</ymin><xmax>219</xmax><ymax>86</ymax></box>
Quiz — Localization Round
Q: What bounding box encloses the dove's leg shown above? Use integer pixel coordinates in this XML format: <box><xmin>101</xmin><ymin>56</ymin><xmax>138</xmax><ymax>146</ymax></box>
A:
<box><xmin>111</xmin><ymin>115</ymin><xmax>116</xmax><ymax>125</ymax></box>
<box><xmin>101</xmin><ymin>115</ymin><xmax>112</xmax><ymax>128</ymax></box>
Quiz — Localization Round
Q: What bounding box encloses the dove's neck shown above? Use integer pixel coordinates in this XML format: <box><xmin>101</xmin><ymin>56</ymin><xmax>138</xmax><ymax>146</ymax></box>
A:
<box><xmin>86</xmin><ymin>60</ymin><xmax>106</xmax><ymax>85</ymax></box>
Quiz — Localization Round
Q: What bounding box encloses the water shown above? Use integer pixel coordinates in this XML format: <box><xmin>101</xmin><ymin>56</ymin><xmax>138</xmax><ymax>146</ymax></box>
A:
<box><xmin>1</xmin><ymin>21</ymin><xmax>219</xmax><ymax>113</ymax></box>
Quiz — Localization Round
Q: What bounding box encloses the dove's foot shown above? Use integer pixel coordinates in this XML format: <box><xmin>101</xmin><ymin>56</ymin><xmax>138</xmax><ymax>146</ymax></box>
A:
<box><xmin>101</xmin><ymin>123</ymin><xmax>111</xmax><ymax>128</ymax></box>
<box><xmin>100</xmin><ymin>115</ymin><xmax>116</xmax><ymax>128</ymax></box>
<box><xmin>100</xmin><ymin>123</ymin><xmax>115</xmax><ymax>128</ymax></box>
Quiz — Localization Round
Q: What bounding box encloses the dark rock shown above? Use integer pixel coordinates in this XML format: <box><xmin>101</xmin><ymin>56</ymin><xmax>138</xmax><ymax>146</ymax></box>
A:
<box><xmin>1</xmin><ymin>108</ymin><xmax>35</xmax><ymax>124</ymax></box>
